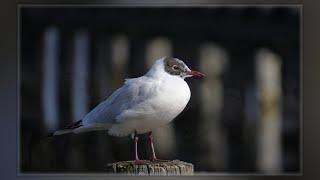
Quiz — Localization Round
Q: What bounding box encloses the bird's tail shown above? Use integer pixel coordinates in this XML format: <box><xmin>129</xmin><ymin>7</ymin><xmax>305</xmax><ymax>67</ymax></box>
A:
<box><xmin>48</xmin><ymin>120</ymin><xmax>83</xmax><ymax>137</ymax></box>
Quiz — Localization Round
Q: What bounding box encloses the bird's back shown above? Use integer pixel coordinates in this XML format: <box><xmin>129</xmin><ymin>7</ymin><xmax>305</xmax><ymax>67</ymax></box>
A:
<box><xmin>81</xmin><ymin>76</ymin><xmax>153</xmax><ymax>126</ymax></box>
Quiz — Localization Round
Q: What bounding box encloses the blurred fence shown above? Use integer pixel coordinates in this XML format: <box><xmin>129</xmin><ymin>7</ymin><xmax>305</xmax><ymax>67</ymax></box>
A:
<box><xmin>20</xmin><ymin>7</ymin><xmax>300</xmax><ymax>173</ymax></box>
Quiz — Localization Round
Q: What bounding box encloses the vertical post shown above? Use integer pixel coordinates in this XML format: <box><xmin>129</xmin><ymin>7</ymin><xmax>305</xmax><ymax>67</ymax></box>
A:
<box><xmin>92</xmin><ymin>33</ymin><xmax>112</xmax><ymax>101</ymax></box>
<box><xmin>110</xmin><ymin>35</ymin><xmax>129</xmax><ymax>88</ymax></box>
<box><xmin>145</xmin><ymin>37</ymin><xmax>172</xmax><ymax>66</ymax></box>
<box><xmin>41</xmin><ymin>26</ymin><xmax>61</xmax><ymax>170</ymax></box>
<box><xmin>198</xmin><ymin>43</ymin><xmax>228</xmax><ymax>170</ymax></box>
<box><xmin>72</xmin><ymin>29</ymin><xmax>89</xmax><ymax>122</ymax></box>
<box><xmin>145</xmin><ymin>37</ymin><xmax>176</xmax><ymax>159</ymax></box>
<box><xmin>42</xmin><ymin>26</ymin><xmax>60</xmax><ymax>132</ymax></box>
<box><xmin>67</xmin><ymin>29</ymin><xmax>90</xmax><ymax>170</ymax></box>
<box><xmin>255</xmin><ymin>48</ymin><xmax>282</xmax><ymax>173</ymax></box>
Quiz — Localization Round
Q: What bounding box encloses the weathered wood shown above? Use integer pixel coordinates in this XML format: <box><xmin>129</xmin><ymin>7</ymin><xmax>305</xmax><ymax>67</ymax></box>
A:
<box><xmin>106</xmin><ymin>160</ymin><xmax>194</xmax><ymax>175</ymax></box>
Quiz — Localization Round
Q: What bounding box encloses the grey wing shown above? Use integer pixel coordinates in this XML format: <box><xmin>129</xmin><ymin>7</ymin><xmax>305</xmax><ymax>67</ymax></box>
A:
<box><xmin>81</xmin><ymin>79</ymin><xmax>143</xmax><ymax>126</ymax></box>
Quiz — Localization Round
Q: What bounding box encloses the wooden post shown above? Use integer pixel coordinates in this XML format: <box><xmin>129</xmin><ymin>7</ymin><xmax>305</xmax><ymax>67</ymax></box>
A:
<box><xmin>106</xmin><ymin>160</ymin><xmax>194</xmax><ymax>175</ymax></box>
<box><xmin>198</xmin><ymin>43</ymin><xmax>228</xmax><ymax>170</ymax></box>
<box><xmin>256</xmin><ymin>49</ymin><xmax>282</xmax><ymax>173</ymax></box>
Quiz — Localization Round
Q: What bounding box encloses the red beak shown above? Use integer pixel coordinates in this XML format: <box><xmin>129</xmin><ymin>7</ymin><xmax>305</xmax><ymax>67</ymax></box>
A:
<box><xmin>188</xmin><ymin>70</ymin><xmax>205</xmax><ymax>78</ymax></box>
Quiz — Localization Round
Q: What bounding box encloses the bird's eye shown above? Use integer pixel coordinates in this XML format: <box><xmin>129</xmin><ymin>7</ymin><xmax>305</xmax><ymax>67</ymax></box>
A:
<box><xmin>172</xmin><ymin>65</ymin><xmax>179</xmax><ymax>70</ymax></box>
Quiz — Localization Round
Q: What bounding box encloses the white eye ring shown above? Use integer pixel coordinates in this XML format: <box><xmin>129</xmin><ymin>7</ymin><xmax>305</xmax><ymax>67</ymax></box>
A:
<box><xmin>172</xmin><ymin>65</ymin><xmax>179</xmax><ymax>70</ymax></box>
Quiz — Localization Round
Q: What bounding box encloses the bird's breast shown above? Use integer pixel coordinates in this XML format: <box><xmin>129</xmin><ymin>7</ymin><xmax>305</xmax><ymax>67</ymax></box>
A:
<box><xmin>150</xmin><ymin>78</ymin><xmax>191</xmax><ymax>123</ymax></box>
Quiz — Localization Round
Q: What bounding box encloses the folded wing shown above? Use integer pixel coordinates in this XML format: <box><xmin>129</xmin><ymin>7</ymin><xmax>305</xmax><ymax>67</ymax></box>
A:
<box><xmin>81</xmin><ymin>77</ymin><xmax>153</xmax><ymax>126</ymax></box>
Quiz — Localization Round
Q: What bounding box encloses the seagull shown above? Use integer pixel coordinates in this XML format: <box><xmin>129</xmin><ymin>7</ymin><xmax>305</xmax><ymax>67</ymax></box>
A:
<box><xmin>50</xmin><ymin>57</ymin><xmax>205</xmax><ymax>164</ymax></box>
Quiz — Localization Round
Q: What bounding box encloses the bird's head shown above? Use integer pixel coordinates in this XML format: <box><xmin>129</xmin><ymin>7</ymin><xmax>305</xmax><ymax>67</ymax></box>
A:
<box><xmin>161</xmin><ymin>57</ymin><xmax>205</xmax><ymax>79</ymax></box>
<box><xmin>146</xmin><ymin>57</ymin><xmax>205</xmax><ymax>79</ymax></box>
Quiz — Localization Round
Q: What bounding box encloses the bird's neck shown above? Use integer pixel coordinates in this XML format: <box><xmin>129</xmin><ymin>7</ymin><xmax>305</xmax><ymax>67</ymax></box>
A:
<box><xmin>145</xmin><ymin>61</ymin><xmax>167</xmax><ymax>79</ymax></box>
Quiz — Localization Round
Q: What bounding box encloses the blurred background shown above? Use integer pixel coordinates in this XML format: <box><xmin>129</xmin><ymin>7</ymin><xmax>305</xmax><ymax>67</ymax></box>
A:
<box><xmin>20</xmin><ymin>7</ymin><xmax>300</xmax><ymax>174</ymax></box>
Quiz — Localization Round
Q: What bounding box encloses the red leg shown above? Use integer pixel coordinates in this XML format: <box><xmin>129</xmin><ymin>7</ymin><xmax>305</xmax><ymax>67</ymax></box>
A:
<box><xmin>133</xmin><ymin>131</ymin><xmax>147</xmax><ymax>165</ymax></box>
<box><xmin>148</xmin><ymin>131</ymin><xmax>159</xmax><ymax>161</ymax></box>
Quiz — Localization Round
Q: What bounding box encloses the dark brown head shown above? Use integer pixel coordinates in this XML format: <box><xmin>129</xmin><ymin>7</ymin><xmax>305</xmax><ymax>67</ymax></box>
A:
<box><xmin>163</xmin><ymin>57</ymin><xmax>205</xmax><ymax>79</ymax></box>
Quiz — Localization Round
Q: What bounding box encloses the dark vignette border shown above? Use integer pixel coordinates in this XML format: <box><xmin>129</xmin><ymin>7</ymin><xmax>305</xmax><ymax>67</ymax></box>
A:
<box><xmin>0</xmin><ymin>0</ymin><xmax>319</xmax><ymax>180</ymax></box>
